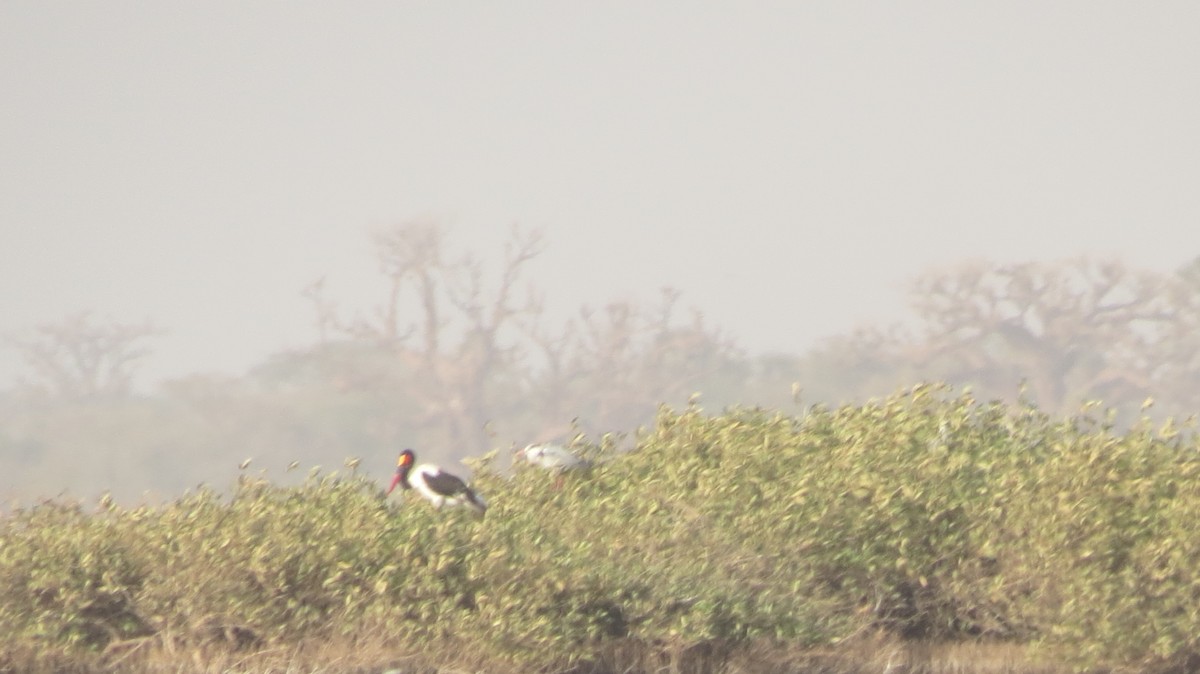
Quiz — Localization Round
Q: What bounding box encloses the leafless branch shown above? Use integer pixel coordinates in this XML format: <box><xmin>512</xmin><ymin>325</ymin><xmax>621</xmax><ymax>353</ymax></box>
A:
<box><xmin>7</xmin><ymin>313</ymin><xmax>163</xmax><ymax>398</ymax></box>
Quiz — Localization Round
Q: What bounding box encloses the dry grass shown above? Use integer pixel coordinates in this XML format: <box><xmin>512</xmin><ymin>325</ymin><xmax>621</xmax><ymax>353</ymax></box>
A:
<box><xmin>721</xmin><ymin>638</ymin><xmax>1067</xmax><ymax>674</ymax></box>
<box><xmin>851</xmin><ymin>639</ymin><xmax>1064</xmax><ymax>674</ymax></box>
<box><xmin>0</xmin><ymin>637</ymin><xmax>1074</xmax><ymax>674</ymax></box>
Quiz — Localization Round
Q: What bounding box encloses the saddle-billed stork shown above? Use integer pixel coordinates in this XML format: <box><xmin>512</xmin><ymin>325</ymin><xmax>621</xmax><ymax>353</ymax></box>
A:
<box><xmin>386</xmin><ymin>449</ymin><xmax>487</xmax><ymax>516</ymax></box>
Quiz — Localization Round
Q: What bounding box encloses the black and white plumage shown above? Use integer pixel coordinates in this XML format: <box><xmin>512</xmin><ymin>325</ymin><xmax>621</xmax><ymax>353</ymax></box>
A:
<box><xmin>387</xmin><ymin>449</ymin><xmax>487</xmax><ymax>516</ymax></box>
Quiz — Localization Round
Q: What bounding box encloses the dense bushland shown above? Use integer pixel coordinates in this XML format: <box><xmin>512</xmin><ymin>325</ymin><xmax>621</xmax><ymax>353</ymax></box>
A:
<box><xmin>1</xmin><ymin>384</ymin><xmax>1198</xmax><ymax>672</ymax></box>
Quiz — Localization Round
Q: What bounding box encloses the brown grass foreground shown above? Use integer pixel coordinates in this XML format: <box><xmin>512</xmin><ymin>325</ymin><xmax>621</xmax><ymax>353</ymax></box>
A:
<box><xmin>2</xmin><ymin>637</ymin><xmax>1066</xmax><ymax>674</ymax></box>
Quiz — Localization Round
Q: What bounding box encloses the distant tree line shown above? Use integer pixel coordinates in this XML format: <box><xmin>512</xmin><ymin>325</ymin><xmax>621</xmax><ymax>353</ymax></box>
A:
<box><xmin>2</xmin><ymin>222</ymin><xmax>1198</xmax><ymax>502</ymax></box>
<box><xmin>807</xmin><ymin>256</ymin><xmax>1200</xmax><ymax>423</ymax></box>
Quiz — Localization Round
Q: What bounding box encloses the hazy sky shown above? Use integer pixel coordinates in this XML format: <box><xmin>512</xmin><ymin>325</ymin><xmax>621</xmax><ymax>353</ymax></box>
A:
<box><xmin>3</xmin><ymin>2</ymin><xmax>1199</xmax><ymax>389</ymax></box>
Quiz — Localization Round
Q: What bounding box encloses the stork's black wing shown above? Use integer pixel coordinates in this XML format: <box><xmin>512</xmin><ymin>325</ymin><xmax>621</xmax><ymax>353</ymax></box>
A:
<box><xmin>424</xmin><ymin>470</ymin><xmax>471</xmax><ymax>497</ymax></box>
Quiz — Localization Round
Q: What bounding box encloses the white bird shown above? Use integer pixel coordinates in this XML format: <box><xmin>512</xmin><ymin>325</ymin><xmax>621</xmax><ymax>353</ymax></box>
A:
<box><xmin>515</xmin><ymin>443</ymin><xmax>592</xmax><ymax>488</ymax></box>
<box><xmin>516</xmin><ymin>443</ymin><xmax>591</xmax><ymax>469</ymax></box>
<box><xmin>386</xmin><ymin>449</ymin><xmax>487</xmax><ymax>516</ymax></box>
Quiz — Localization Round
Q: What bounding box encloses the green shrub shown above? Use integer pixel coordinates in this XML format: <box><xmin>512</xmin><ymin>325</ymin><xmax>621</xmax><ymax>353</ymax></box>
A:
<box><xmin>2</xmin><ymin>384</ymin><xmax>1199</xmax><ymax>671</ymax></box>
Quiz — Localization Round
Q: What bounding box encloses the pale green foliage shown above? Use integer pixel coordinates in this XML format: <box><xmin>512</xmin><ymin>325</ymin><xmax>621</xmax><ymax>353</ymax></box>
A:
<box><xmin>1</xmin><ymin>384</ymin><xmax>1199</xmax><ymax>671</ymax></box>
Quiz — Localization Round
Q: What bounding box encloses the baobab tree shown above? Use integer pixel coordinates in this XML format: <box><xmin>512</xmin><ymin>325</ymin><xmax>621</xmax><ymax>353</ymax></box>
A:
<box><xmin>6</xmin><ymin>313</ymin><xmax>161</xmax><ymax>399</ymax></box>
<box><xmin>906</xmin><ymin>258</ymin><xmax>1177</xmax><ymax>414</ymax></box>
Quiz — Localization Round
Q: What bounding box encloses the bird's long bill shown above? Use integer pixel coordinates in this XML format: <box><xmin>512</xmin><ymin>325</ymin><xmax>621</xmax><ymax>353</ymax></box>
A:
<box><xmin>386</xmin><ymin>470</ymin><xmax>403</xmax><ymax>495</ymax></box>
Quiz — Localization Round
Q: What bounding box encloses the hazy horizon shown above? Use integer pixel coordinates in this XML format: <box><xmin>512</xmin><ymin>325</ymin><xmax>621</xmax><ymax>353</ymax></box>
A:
<box><xmin>5</xmin><ymin>2</ymin><xmax>1200</xmax><ymax>390</ymax></box>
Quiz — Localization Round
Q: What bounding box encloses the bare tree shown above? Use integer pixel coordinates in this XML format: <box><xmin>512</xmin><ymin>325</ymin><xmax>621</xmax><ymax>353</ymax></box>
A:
<box><xmin>907</xmin><ymin>259</ymin><xmax>1175</xmax><ymax>413</ymax></box>
<box><xmin>304</xmin><ymin>222</ymin><xmax>749</xmax><ymax>454</ymax></box>
<box><xmin>526</xmin><ymin>287</ymin><xmax>742</xmax><ymax>434</ymax></box>
<box><xmin>304</xmin><ymin>221</ymin><xmax>543</xmax><ymax>452</ymax></box>
<box><xmin>1145</xmin><ymin>256</ymin><xmax>1200</xmax><ymax>413</ymax></box>
<box><xmin>6</xmin><ymin>313</ymin><xmax>162</xmax><ymax>399</ymax></box>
